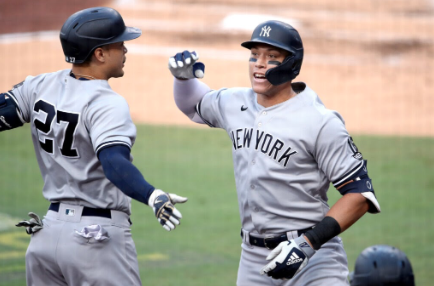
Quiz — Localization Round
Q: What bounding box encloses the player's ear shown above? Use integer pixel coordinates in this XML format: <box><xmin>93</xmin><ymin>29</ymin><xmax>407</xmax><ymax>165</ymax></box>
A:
<box><xmin>93</xmin><ymin>47</ymin><xmax>106</xmax><ymax>63</ymax></box>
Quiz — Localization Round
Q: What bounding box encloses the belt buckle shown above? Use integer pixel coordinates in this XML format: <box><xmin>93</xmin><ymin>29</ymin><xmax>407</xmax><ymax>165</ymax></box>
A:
<box><xmin>263</xmin><ymin>235</ymin><xmax>275</xmax><ymax>250</ymax></box>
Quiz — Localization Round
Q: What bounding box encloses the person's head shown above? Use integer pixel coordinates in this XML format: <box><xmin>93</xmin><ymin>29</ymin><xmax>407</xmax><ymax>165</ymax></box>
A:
<box><xmin>241</xmin><ymin>20</ymin><xmax>303</xmax><ymax>96</ymax></box>
<box><xmin>349</xmin><ymin>245</ymin><xmax>415</xmax><ymax>286</ymax></box>
<box><xmin>83</xmin><ymin>41</ymin><xmax>128</xmax><ymax>79</ymax></box>
<box><xmin>60</xmin><ymin>7</ymin><xmax>141</xmax><ymax>79</ymax></box>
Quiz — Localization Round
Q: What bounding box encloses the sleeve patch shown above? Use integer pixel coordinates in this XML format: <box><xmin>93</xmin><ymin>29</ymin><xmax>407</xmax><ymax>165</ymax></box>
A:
<box><xmin>348</xmin><ymin>137</ymin><xmax>363</xmax><ymax>160</ymax></box>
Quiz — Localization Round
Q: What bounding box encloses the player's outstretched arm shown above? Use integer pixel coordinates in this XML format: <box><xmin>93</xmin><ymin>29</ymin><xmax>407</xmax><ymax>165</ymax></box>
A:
<box><xmin>169</xmin><ymin>50</ymin><xmax>210</xmax><ymax>123</ymax></box>
<box><xmin>98</xmin><ymin>145</ymin><xmax>187</xmax><ymax>231</ymax></box>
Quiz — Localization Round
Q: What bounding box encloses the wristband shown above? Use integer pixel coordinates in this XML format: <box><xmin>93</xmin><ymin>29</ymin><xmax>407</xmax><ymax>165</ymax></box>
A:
<box><xmin>304</xmin><ymin>216</ymin><xmax>341</xmax><ymax>250</ymax></box>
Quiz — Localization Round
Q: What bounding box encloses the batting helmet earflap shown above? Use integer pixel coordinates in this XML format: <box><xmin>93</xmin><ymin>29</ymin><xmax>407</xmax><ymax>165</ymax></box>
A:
<box><xmin>241</xmin><ymin>20</ymin><xmax>303</xmax><ymax>85</ymax></box>
<box><xmin>350</xmin><ymin>245</ymin><xmax>415</xmax><ymax>286</ymax></box>
<box><xmin>60</xmin><ymin>7</ymin><xmax>142</xmax><ymax>64</ymax></box>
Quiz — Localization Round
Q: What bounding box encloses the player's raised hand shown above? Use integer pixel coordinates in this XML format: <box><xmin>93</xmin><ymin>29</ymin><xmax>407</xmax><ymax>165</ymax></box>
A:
<box><xmin>260</xmin><ymin>236</ymin><xmax>316</xmax><ymax>280</ymax></box>
<box><xmin>168</xmin><ymin>50</ymin><xmax>205</xmax><ymax>79</ymax></box>
<box><xmin>148</xmin><ymin>189</ymin><xmax>188</xmax><ymax>231</ymax></box>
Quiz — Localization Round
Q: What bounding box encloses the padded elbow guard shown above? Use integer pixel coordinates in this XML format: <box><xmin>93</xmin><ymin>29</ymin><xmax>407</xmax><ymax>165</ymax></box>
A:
<box><xmin>334</xmin><ymin>160</ymin><xmax>381</xmax><ymax>213</ymax></box>
<box><xmin>0</xmin><ymin>93</ymin><xmax>24</xmax><ymax>131</ymax></box>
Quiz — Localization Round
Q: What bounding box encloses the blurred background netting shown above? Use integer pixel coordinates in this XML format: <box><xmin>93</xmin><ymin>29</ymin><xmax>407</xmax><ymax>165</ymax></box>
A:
<box><xmin>0</xmin><ymin>0</ymin><xmax>433</xmax><ymax>285</ymax></box>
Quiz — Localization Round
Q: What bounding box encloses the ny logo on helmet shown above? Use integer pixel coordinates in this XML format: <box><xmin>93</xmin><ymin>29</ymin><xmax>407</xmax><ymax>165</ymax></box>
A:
<box><xmin>260</xmin><ymin>26</ymin><xmax>272</xmax><ymax>37</ymax></box>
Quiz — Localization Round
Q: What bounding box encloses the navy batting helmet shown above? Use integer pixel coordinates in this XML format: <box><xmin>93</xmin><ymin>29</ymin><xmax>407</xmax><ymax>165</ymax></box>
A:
<box><xmin>350</xmin><ymin>245</ymin><xmax>415</xmax><ymax>286</ymax></box>
<box><xmin>241</xmin><ymin>20</ymin><xmax>303</xmax><ymax>85</ymax></box>
<box><xmin>60</xmin><ymin>7</ymin><xmax>142</xmax><ymax>64</ymax></box>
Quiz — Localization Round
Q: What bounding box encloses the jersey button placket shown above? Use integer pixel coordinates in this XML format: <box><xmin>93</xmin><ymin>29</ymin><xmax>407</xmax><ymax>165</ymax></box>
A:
<box><xmin>249</xmin><ymin>114</ymin><xmax>260</xmax><ymax>219</ymax></box>
<box><xmin>257</xmin><ymin>109</ymin><xmax>267</xmax><ymax>128</ymax></box>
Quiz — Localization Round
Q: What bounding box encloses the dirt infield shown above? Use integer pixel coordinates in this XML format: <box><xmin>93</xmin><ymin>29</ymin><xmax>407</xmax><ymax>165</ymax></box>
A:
<box><xmin>0</xmin><ymin>0</ymin><xmax>432</xmax><ymax>136</ymax></box>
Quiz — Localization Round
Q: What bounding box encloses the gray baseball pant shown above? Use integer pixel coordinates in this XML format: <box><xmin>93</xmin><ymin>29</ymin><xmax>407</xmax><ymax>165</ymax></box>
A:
<box><xmin>25</xmin><ymin>203</ymin><xmax>142</xmax><ymax>286</ymax></box>
<box><xmin>237</xmin><ymin>230</ymin><xmax>349</xmax><ymax>286</ymax></box>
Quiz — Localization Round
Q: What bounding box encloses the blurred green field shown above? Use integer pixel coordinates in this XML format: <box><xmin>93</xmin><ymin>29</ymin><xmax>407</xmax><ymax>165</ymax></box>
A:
<box><xmin>0</xmin><ymin>124</ymin><xmax>433</xmax><ymax>285</ymax></box>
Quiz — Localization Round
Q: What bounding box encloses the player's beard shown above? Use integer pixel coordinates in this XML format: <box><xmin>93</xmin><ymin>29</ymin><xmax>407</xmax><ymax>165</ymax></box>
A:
<box><xmin>110</xmin><ymin>62</ymin><xmax>125</xmax><ymax>78</ymax></box>
<box><xmin>118</xmin><ymin>58</ymin><xmax>126</xmax><ymax>77</ymax></box>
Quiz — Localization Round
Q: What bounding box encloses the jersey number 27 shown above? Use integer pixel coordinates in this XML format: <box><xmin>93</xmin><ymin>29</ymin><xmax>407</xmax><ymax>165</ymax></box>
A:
<box><xmin>33</xmin><ymin>99</ymin><xmax>79</xmax><ymax>158</ymax></box>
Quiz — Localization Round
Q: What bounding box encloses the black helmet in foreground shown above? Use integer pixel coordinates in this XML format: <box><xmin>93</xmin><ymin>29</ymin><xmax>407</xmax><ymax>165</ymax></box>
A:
<box><xmin>241</xmin><ymin>20</ymin><xmax>303</xmax><ymax>85</ymax></box>
<box><xmin>60</xmin><ymin>7</ymin><xmax>141</xmax><ymax>64</ymax></box>
<box><xmin>349</xmin><ymin>245</ymin><xmax>415</xmax><ymax>286</ymax></box>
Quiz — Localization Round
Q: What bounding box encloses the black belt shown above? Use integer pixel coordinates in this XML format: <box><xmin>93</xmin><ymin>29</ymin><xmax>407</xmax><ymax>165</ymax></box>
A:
<box><xmin>49</xmin><ymin>203</ymin><xmax>112</xmax><ymax>219</ymax></box>
<box><xmin>241</xmin><ymin>227</ymin><xmax>313</xmax><ymax>250</ymax></box>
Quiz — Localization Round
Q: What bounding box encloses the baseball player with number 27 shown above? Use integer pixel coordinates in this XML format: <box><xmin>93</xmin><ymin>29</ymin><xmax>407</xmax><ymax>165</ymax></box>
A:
<box><xmin>169</xmin><ymin>20</ymin><xmax>381</xmax><ymax>285</ymax></box>
<box><xmin>0</xmin><ymin>7</ymin><xmax>187</xmax><ymax>286</ymax></box>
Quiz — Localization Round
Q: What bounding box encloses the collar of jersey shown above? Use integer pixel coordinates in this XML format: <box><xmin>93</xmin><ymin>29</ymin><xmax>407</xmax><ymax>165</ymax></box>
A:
<box><xmin>69</xmin><ymin>71</ymin><xmax>90</xmax><ymax>81</ymax></box>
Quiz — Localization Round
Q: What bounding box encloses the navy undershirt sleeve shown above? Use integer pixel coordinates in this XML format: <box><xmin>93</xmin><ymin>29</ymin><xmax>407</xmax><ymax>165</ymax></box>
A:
<box><xmin>98</xmin><ymin>145</ymin><xmax>155</xmax><ymax>205</ymax></box>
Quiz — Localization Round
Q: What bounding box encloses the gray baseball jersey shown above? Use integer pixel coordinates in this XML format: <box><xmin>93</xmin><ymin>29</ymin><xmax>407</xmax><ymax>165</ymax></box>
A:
<box><xmin>9</xmin><ymin>69</ymin><xmax>135</xmax><ymax>214</ymax></box>
<box><xmin>196</xmin><ymin>82</ymin><xmax>364</xmax><ymax>235</ymax></box>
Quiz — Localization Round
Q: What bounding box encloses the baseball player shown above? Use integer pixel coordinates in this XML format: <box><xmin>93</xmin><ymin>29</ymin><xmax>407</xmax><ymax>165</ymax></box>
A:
<box><xmin>349</xmin><ymin>245</ymin><xmax>415</xmax><ymax>286</ymax></box>
<box><xmin>1</xmin><ymin>7</ymin><xmax>187</xmax><ymax>286</ymax></box>
<box><xmin>168</xmin><ymin>20</ymin><xmax>381</xmax><ymax>285</ymax></box>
